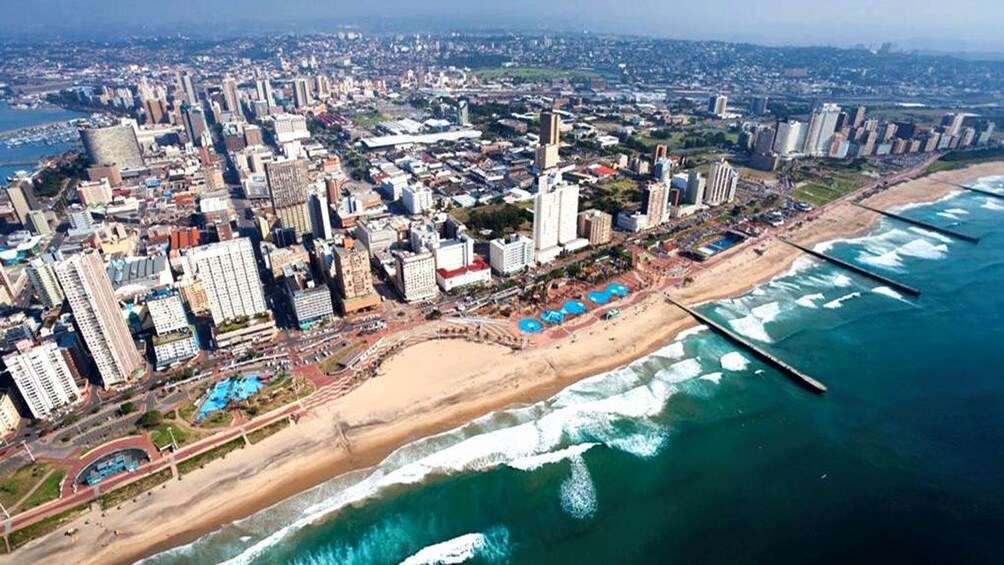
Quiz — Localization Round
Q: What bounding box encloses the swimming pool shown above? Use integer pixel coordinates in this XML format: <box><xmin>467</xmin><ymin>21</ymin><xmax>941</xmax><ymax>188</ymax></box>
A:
<box><xmin>518</xmin><ymin>318</ymin><xmax>543</xmax><ymax>333</ymax></box>
<box><xmin>562</xmin><ymin>300</ymin><xmax>588</xmax><ymax>315</ymax></box>
<box><xmin>196</xmin><ymin>375</ymin><xmax>265</xmax><ymax>422</ymax></box>
<box><xmin>698</xmin><ymin>234</ymin><xmax>744</xmax><ymax>255</ymax></box>
<box><xmin>587</xmin><ymin>290</ymin><xmax>612</xmax><ymax>304</ymax></box>
<box><xmin>541</xmin><ymin>309</ymin><xmax>566</xmax><ymax>324</ymax></box>
<box><xmin>606</xmin><ymin>283</ymin><xmax>629</xmax><ymax>297</ymax></box>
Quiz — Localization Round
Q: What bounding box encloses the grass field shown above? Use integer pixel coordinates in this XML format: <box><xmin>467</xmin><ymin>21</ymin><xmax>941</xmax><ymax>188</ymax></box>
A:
<box><xmin>177</xmin><ymin>438</ymin><xmax>245</xmax><ymax>476</ymax></box>
<box><xmin>791</xmin><ymin>171</ymin><xmax>866</xmax><ymax>206</ymax></box>
<box><xmin>149</xmin><ymin>422</ymin><xmax>195</xmax><ymax>449</ymax></box>
<box><xmin>474</xmin><ymin>67</ymin><xmax>602</xmax><ymax>82</ymax></box>
<box><xmin>248</xmin><ymin>419</ymin><xmax>290</xmax><ymax>444</ymax></box>
<box><xmin>350</xmin><ymin>112</ymin><xmax>387</xmax><ymax>129</ymax></box>
<box><xmin>21</xmin><ymin>469</ymin><xmax>65</xmax><ymax>510</ymax></box>
<box><xmin>0</xmin><ymin>462</ymin><xmax>56</xmax><ymax>510</ymax></box>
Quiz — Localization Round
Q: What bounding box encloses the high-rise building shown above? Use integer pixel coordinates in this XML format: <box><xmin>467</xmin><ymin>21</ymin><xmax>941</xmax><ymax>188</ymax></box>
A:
<box><xmin>266</xmin><ymin>158</ymin><xmax>312</xmax><ymax>239</ymax></box>
<box><xmin>684</xmin><ymin>170</ymin><xmax>706</xmax><ymax>206</ymax></box>
<box><xmin>705</xmin><ymin>159</ymin><xmax>739</xmax><ymax>206</ymax></box>
<box><xmin>79</xmin><ymin>123</ymin><xmax>144</xmax><ymax>168</ymax></box>
<box><xmin>54</xmin><ymin>252</ymin><xmax>144</xmax><ymax>388</ymax></box>
<box><xmin>293</xmin><ymin>78</ymin><xmax>312</xmax><ymax>109</ymax></box>
<box><xmin>402</xmin><ymin>184</ymin><xmax>434</xmax><ymax>215</ymax></box>
<box><xmin>456</xmin><ymin>99</ymin><xmax>470</xmax><ymax>125</ymax></box>
<box><xmin>774</xmin><ymin>120</ymin><xmax>804</xmax><ymax>156</ymax></box>
<box><xmin>182</xmin><ymin>105</ymin><xmax>208</xmax><ymax>146</ymax></box>
<box><xmin>532</xmin><ymin>180</ymin><xmax>580</xmax><ymax>262</ymax></box>
<box><xmin>308</xmin><ymin>192</ymin><xmax>333</xmax><ymax>240</ymax></box>
<box><xmin>651</xmin><ymin>144</ymin><xmax>668</xmax><ymax>164</ymax></box>
<box><xmin>221</xmin><ymin>74</ymin><xmax>241</xmax><ymax>117</ymax></box>
<box><xmin>750</xmin><ymin>96</ymin><xmax>769</xmax><ymax>115</ymax></box>
<box><xmin>535</xmin><ymin>111</ymin><xmax>561</xmax><ymax>170</ymax></box>
<box><xmin>577</xmin><ymin>210</ymin><xmax>613</xmax><ymax>245</ymax></box>
<box><xmin>189</xmin><ymin>238</ymin><xmax>268</xmax><ymax>326</ymax></box>
<box><xmin>849</xmin><ymin>106</ymin><xmax>866</xmax><ymax>128</ymax></box>
<box><xmin>641</xmin><ymin>183</ymin><xmax>669</xmax><ymax>228</ymax></box>
<box><xmin>804</xmin><ymin>103</ymin><xmax>841</xmax><ymax>157</ymax></box>
<box><xmin>333</xmin><ymin>242</ymin><xmax>380</xmax><ymax>314</ymax></box>
<box><xmin>394</xmin><ymin>251</ymin><xmax>438</xmax><ymax>303</ymax></box>
<box><xmin>489</xmin><ymin>234</ymin><xmax>534</xmax><ymax>275</ymax></box>
<box><xmin>180</xmin><ymin>70</ymin><xmax>198</xmax><ymax>105</ymax></box>
<box><xmin>5</xmin><ymin>181</ymin><xmax>33</xmax><ymax>225</ymax></box>
<box><xmin>708</xmin><ymin>94</ymin><xmax>728</xmax><ymax>117</ymax></box>
<box><xmin>146</xmin><ymin>290</ymin><xmax>199</xmax><ymax>370</ymax></box>
<box><xmin>5</xmin><ymin>341</ymin><xmax>82</xmax><ymax>420</ymax></box>
<box><xmin>256</xmin><ymin>75</ymin><xmax>276</xmax><ymax>110</ymax></box>
<box><xmin>26</xmin><ymin>259</ymin><xmax>64</xmax><ymax>309</ymax></box>
<box><xmin>942</xmin><ymin>113</ymin><xmax>966</xmax><ymax>137</ymax></box>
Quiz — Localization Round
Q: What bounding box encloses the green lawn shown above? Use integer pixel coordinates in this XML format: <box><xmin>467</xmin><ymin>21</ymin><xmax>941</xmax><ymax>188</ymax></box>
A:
<box><xmin>474</xmin><ymin>67</ymin><xmax>602</xmax><ymax>82</ymax></box>
<box><xmin>149</xmin><ymin>423</ymin><xmax>194</xmax><ymax>448</ymax></box>
<box><xmin>0</xmin><ymin>462</ymin><xmax>55</xmax><ymax>510</ymax></box>
<box><xmin>792</xmin><ymin>171</ymin><xmax>866</xmax><ymax>206</ymax></box>
<box><xmin>247</xmin><ymin>419</ymin><xmax>290</xmax><ymax>444</ymax></box>
<box><xmin>21</xmin><ymin>469</ymin><xmax>65</xmax><ymax>510</ymax></box>
<box><xmin>98</xmin><ymin>468</ymin><xmax>173</xmax><ymax>510</ymax></box>
<box><xmin>350</xmin><ymin>112</ymin><xmax>387</xmax><ymax>129</ymax></box>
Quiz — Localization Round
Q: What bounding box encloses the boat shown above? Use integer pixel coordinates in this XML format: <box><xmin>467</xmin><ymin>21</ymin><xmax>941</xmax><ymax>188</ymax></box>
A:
<box><xmin>602</xmin><ymin>308</ymin><xmax>620</xmax><ymax>320</ymax></box>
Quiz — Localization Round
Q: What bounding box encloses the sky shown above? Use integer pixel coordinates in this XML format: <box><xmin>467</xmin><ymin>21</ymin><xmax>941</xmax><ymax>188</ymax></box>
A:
<box><xmin>0</xmin><ymin>0</ymin><xmax>1002</xmax><ymax>53</ymax></box>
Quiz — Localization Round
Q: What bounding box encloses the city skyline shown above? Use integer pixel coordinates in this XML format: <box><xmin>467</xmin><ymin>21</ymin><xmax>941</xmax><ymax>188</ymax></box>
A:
<box><xmin>0</xmin><ymin>0</ymin><xmax>1003</xmax><ymax>55</ymax></box>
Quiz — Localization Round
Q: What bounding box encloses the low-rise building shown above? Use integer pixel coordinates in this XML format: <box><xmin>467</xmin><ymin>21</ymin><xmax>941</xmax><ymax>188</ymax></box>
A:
<box><xmin>489</xmin><ymin>234</ymin><xmax>534</xmax><ymax>275</ymax></box>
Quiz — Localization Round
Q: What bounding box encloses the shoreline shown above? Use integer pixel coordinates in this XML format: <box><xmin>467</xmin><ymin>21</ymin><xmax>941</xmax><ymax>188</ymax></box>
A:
<box><xmin>7</xmin><ymin>162</ymin><xmax>1003</xmax><ymax>565</ymax></box>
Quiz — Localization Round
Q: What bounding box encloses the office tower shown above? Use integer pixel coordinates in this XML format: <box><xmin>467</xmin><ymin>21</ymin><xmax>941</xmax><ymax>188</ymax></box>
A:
<box><xmin>489</xmin><ymin>234</ymin><xmax>534</xmax><ymax>275</ymax></box>
<box><xmin>394</xmin><ymin>251</ymin><xmax>438</xmax><ymax>303</ymax></box>
<box><xmin>5</xmin><ymin>181</ymin><xmax>33</xmax><ymax>225</ymax></box>
<box><xmin>535</xmin><ymin>111</ymin><xmax>561</xmax><ymax>170</ymax></box>
<box><xmin>27</xmin><ymin>210</ymin><xmax>51</xmax><ymax>236</ymax></box>
<box><xmin>79</xmin><ymin>123</ymin><xmax>144</xmax><ymax>168</ymax></box>
<box><xmin>402</xmin><ymin>184</ymin><xmax>434</xmax><ymax>215</ymax></box>
<box><xmin>333</xmin><ymin>242</ymin><xmax>379</xmax><ymax>314</ymax></box>
<box><xmin>942</xmin><ymin>113</ymin><xmax>966</xmax><ymax>137</ymax></box>
<box><xmin>641</xmin><ymin>182</ymin><xmax>669</xmax><ymax>228</ymax></box>
<box><xmin>293</xmin><ymin>78</ymin><xmax>312</xmax><ymax>109</ymax></box>
<box><xmin>5</xmin><ymin>341</ymin><xmax>82</xmax><ymax>419</ymax></box>
<box><xmin>577</xmin><ymin>210</ymin><xmax>613</xmax><ymax>245</ymax></box>
<box><xmin>753</xmin><ymin>127</ymin><xmax>776</xmax><ymax>155</ymax></box>
<box><xmin>308</xmin><ymin>192</ymin><xmax>333</xmax><ymax>240</ymax></box>
<box><xmin>54</xmin><ymin>252</ymin><xmax>144</xmax><ymax>388</ymax></box>
<box><xmin>190</xmin><ymin>238</ymin><xmax>268</xmax><ymax>326</ymax></box>
<box><xmin>651</xmin><ymin>144</ymin><xmax>668</xmax><ymax>164</ymax></box>
<box><xmin>146</xmin><ymin>290</ymin><xmax>198</xmax><ymax>369</ymax></box>
<box><xmin>540</xmin><ymin>111</ymin><xmax>560</xmax><ymax>145</ymax></box>
<box><xmin>684</xmin><ymin>170</ymin><xmax>706</xmax><ymax>205</ymax></box>
<box><xmin>273</xmin><ymin>113</ymin><xmax>310</xmax><ymax>143</ymax></box>
<box><xmin>0</xmin><ymin>265</ymin><xmax>15</xmax><ymax>305</ymax></box>
<box><xmin>221</xmin><ymin>74</ymin><xmax>241</xmax><ymax>117</ymax></box>
<box><xmin>314</xmin><ymin>74</ymin><xmax>330</xmax><ymax>99</ymax></box>
<box><xmin>708</xmin><ymin>94</ymin><xmax>728</xmax><ymax>117</ymax></box>
<box><xmin>456</xmin><ymin>99</ymin><xmax>470</xmax><ymax>125</ymax></box>
<box><xmin>849</xmin><ymin>106</ymin><xmax>866</xmax><ymax>128</ymax></box>
<box><xmin>182</xmin><ymin>105</ymin><xmax>209</xmax><ymax>146</ymax></box>
<box><xmin>256</xmin><ymin>75</ymin><xmax>276</xmax><ymax>109</ymax></box>
<box><xmin>750</xmin><ymin>96</ymin><xmax>769</xmax><ymax>115</ymax></box>
<box><xmin>244</xmin><ymin>124</ymin><xmax>264</xmax><ymax>147</ymax></box>
<box><xmin>265</xmin><ymin>158</ymin><xmax>311</xmax><ymax>239</ymax></box>
<box><xmin>26</xmin><ymin>259</ymin><xmax>64</xmax><ymax>309</ymax></box>
<box><xmin>180</xmin><ymin>70</ymin><xmax>198</xmax><ymax>105</ymax></box>
<box><xmin>804</xmin><ymin>103</ymin><xmax>841</xmax><ymax>156</ymax></box>
<box><xmin>705</xmin><ymin>159</ymin><xmax>739</xmax><ymax>206</ymax></box>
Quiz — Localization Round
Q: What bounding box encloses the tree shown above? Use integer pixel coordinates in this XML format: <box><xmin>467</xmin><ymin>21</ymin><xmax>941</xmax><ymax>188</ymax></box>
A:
<box><xmin>119</xmin><ymin>402</ymin><xmax>136</xmax><ymax>416</ymax></box>
<box><xmin>137</xmin><ymin>410</ymin><xmax>164</xmax><ymax>429</ymax></box>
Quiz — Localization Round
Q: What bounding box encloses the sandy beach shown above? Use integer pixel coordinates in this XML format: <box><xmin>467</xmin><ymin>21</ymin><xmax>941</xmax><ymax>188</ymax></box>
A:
<box><xmin>7</xmin><ymin>162</ymin><xmax>1002</xmax><ymax>565</ymax></box>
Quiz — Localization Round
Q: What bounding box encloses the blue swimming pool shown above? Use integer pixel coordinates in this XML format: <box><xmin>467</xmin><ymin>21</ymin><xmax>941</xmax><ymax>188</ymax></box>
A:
<box><xmin>587</xmin><ymin>290</ymin><xmax>612</xmax><ymax>304</ymax></box>
<box><xmin>541</xmin><ymin>309</ymin><xmax>565</xmax><ymax>324</ymax></box>
<box><xmin>518</xmin><ymin>318</ymin><xmax>543</xmax><ymax>333</ymax></box>
<box><xmin>196</xmin><ymin>375</ymin><xmax>265</xmax><ymax>421</ymax></box>
<box><xmin>562</xmin><ymin>300</ymin><xmax>588</xmax><ymax>315</ymax></box>
<box><xmin>606</xmin><ymin>283</ymin><xmax>630</xmax><ymax>297</ymax></box>
<box><xmin>698</xmin><ymin>234</ymin><xmax>744</xmax><ymax>255</ymax></box>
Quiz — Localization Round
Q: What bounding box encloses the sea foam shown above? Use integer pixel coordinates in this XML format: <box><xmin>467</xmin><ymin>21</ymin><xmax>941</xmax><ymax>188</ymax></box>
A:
<box><xmin>560</xmin><ymin>454</ymin><xmax>598</xmax><ymax>520</ymax></box>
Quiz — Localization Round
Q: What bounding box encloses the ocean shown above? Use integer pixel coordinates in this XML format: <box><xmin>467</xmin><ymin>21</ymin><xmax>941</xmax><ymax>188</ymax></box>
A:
<box><xmin>0</xmin><ymin>102</ymin><xmax>84</xmax><ymax>186</ymax></box>
<box><xmin>145</xmin><ymin>175</ymin><xmax>1004</xmax><ymax>565</ymax></box>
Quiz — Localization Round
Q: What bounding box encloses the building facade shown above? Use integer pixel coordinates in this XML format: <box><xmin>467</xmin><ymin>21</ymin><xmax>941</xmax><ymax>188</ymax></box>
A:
<box><xmin>5</xmin><ymin>341</ymin><xmax>82</xmax><ymax>419</ymax></box>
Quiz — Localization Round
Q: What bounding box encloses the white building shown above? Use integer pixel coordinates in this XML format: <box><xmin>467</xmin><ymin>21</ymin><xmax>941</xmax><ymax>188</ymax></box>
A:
<box><xmin>394</xmin><ymin>251</ymin><xmax>439</xmax><ymax>303</ymax></box>
<box><xmin>705</xmin><ymin>159</ymin><xmax>739</xmax><ymax>206</ymax></box>
<box><xmin>402</xmin><ymin>184</ymin><xmax>434</xmax><ymax>215</ymax></box>
<box><xmin>55</xmin><ymin>252</ymin><xmax>144</xmax><ymax>388</ymax></box>
<box><xmin>532</xmin><ymin>178</ymin><xmax>581</xmax><ymax>263</ymax></box>
<box><xmin>273</xmin><ymin>113</ymin><xmax>310</xmax><ymax>144</ymax></box>
<box><xmin>774</xmin><ymin>120</ymin><xmax>804</xmax><ymax>156</ymax></box>
<box><xmin>433</xmin><ymin>235</ymin><xmax>490</xmax><ymax>291</ymax></box>
<box><xmin>26</xmin><ymin>259</ymin><xmax>64</xmax><ymax>309</ymax></box>
<box><xmin>5</xmin><ymin>341</ymin><xmax>82</xmax><ymax>420</ymax></box>
<box><xmin>804</xmin><ymin>103</ymin><xmax>841</xmax><ymax>157</ymax></box>
<box><xmin>189</xmin><ymin>238</ymin><xmax>268</xmax><ymax>325</ymax></box>
<box><xmin>489</xmin><ymin>234</ymin><xmax>534</xmax><ymax>275</ymax></box>
<box><xmin>0</xmin><ymin>393</ymin><xmax>21</xmax><ymax>436</ymax></box>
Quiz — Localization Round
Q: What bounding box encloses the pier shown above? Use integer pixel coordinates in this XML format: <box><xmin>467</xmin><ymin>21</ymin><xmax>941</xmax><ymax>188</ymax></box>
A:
<box><xmin>778</xmin><ymin>237</ymin><xmax>921</xmax><ymax>297</ymax></box>
<box><xmin>854</xmin><ymin>203</ymin><xmax>980</xmax><ymax>243</ymax></box>
<box><xmin>663</xmin><ymin>294</ymin><xmax>827</xmax><ymax>393</ymax></box>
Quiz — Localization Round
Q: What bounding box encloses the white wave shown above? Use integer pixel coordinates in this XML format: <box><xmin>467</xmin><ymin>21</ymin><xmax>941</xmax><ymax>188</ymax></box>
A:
<box><xmin>890</xmin><ymin>190</ymin><xmax>962</xmax><ymax>213</ymax></box>
<box><xmin>897</xmin><ymin>239</ymin><xmax>948</xmax><ymax>260</ymax></box>
<box><xmin>795</xmin><ymin>293</ymin><xmax>825</xmax><ymax>308</ymax></box>
<box><xmin>823</xmin><ymin>292</ymin><xmax>861</xmax><ymax>309</ymax></box>
<box><xmin>604</xmin><ymin>430</ymin><xmax>667</xmax><ymax>459</ymax></box>
<box><xmin>654</xmin><ymin>341</ymin><xmax>685</xmax><ymax>360</ymax></box>
<box><xmin>401</xmin><ymin>528</ymin><xmax>510</xmax><ymax>565</ymax></box>
<box><xmin>983</xmin><ymin>198</ymin><xmax>1004</xmax><ymax>211</ymax></box>
<box><xmin>907</xmin><ymin>226</ymin><xmax>953</xmax><ymax>244</ymax></box>
<box><xmin>727</xmin><ymin>314</ymin><xmax>773</xmax><ymax>343</ymax></box>
<box><xmin>944</xmin><ymin>207</ymin><xmax>969</xmax><ymax>215</ymax></box>
<box><xmin>859</xmin><ymin>249</ymin><xmax>902</xmax><ymax>269</ymax></box>
<box><xmin>700</xmin><ymin>372</ymin><xmax>723</xmax><ymax>384</ymax></box>
<box><xmin>560</xmin><ymin>454</ymin><xmax>597</xmax><ymax>520</ymax></box>
<box><xmin>675</xmin><ymin>325</ymin><xmax>708</xmax><ymax>341</ymax></box>
<box><xmin>783</xmin><ymin>255</ymin><xmax>820</xmax><ymax>278</ymax></box>
<box><xmin>750</xmin><ymin>301</ymin><xmax>781</xmax><ymax>322</ymax></box>
<box><xmin>832</xmin><ymin>274</ymin><xmax>853</xmax><ymax>287</ymax></box>
<box><xmin>937</xmin><ymin>211</ymin><xmax>961</xmax><ymax>221</ymax></box>
<box><xmin>719</xmin><ymin>352</ymin><xmax>750</xmax><ymax>372</ymax></box>
<box><xmin>872</xmin><ymin>286</ymin><xmax>905</xmax><ymax>302</ymax></box>
<box><xmin>509</xmin><ymin>443</ymin><xmax>598</xmax><ymax>472</ymax></box>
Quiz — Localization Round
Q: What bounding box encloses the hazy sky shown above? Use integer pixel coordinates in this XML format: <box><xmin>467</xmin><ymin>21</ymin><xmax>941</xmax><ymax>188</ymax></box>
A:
<box><xmin>1</xmin><ymin>0</ymin><xmax>1002</xmax><ymax>52</ymax></box>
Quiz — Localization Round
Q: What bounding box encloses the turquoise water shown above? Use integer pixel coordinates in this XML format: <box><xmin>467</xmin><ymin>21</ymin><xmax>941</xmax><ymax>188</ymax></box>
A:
<box><xmin>0</xmin><ymin>102</ymin><xmax>84</xmax><ymax>186</ymax></box>
<box><xmin>196</xmin><ymin>376</ymin><xmax>265</xmax><ymax>422</ymax></box>
<box><xmin>145</xmin><ymin>176</ymin><xmax>1004</xmax><ymax>565</ymax></box>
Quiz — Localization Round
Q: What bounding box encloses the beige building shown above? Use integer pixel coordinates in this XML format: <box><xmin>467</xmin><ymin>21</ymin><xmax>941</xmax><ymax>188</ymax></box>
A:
<box><xmin>334</xmin><ymin>242</ymin><xmax>380</xmax><ymax>314</ymax></box>
<box><xmin>265</xmin><ymin>158</ymin><xmax>311</xmax><ymax>239</ymax></box>
<box><xmin>0</xmin><ymin>392</ymin><xmax>21</xmax><ymax>436</ymax></box>
<box><xmin>394</xmin><ymin>251</ymin><xmax>438</xmax><ymax>303</ymax></box>
<box><xmin>577</xmin><ymin>210</ymin><xmax>613</xmax><ymax>246</ymax></box>
<box><xmin>54</xmin><ymin>252</ymin><xmax>144</xmax><ymax>388</ymax></box>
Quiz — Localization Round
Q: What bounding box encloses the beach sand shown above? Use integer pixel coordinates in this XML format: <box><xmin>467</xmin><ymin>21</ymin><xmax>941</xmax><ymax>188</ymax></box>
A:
<box><xmin>7</xmin><ymin>162</ymin><xmax>1002</xmax><ymax>565</ymax></box>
